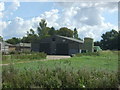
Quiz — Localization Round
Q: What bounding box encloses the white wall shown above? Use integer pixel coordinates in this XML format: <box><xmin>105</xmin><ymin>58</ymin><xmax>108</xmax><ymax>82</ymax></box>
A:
<box><xmin>0</xmin><ymin>41</ymin><xmax>9</xmax><ymax>54</ymax></box>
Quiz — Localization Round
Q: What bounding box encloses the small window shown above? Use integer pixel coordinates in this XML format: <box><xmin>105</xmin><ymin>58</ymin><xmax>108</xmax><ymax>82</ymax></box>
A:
<box><xmin>52</xmin><ymin>38</ymin><xmax>55</xmax><ymax>41</ymax></box>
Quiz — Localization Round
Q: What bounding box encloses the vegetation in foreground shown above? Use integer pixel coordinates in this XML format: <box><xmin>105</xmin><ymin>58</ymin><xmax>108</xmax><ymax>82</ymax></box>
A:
<box><xmin>2</xmin><ymin>51</ymin><xmax>118</xmax><ymax>72</ymax></box>
<box><xmin>2</xmin><ymin>50</ymin><xmax>119</xmax><ymax>88</ymax></box>
<box><xmin>2</xmin><ymin>63</ymin><xmax>119</xmax><ymax>88</ymax></box>
<box><xmin>2</xmin><ymin>52</ymin><xmax>47</xmax><ymax>64</ymax></box>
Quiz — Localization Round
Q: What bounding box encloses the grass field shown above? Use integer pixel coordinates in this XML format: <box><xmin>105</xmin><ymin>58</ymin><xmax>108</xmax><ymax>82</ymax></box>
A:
<box><xmin>2</xmin><ymin>52</ymin><xmax>46</xmax><ymax>64</ymax></box>
<box><xmin>2</xmin><ymin>50</ymin><xmax>119</xmax><ymax>88</ymax></box>
<box><xmin>2</xmin><ymin>50</ymin><xmax>118</xmax><ymax>72</ymax></box>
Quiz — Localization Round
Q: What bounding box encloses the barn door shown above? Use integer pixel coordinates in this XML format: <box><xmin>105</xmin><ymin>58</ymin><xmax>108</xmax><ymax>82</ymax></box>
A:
<box><xmin>56</xmin><ymin>43</ymin><xmax>68</xmax><ymax>55</ymax></box>
<box><xmin>39</xmin><ymin>43</ymin><xmax>50</xmax><ymax>54</ymax></box>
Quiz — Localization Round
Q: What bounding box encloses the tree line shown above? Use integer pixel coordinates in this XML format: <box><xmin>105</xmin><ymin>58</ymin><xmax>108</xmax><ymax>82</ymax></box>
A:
<box><xmin>0</xmin><ymin>19</ymin><xmax>119</xmax><ymax>50</ymax></box>
<box><xmin>3</xmin><ymin>19</ymin><xmax>80</xmax><ymax>44</ymax></box>
<box><xmin>94</xmin><ymin>29</ymin><xmax>119</xmax><ymax>50</ymax></box>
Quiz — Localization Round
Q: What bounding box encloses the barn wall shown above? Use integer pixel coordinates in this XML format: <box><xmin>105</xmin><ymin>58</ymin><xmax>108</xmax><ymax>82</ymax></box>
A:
<box><xmin>69</xmin><ymin>42</ymin><xmax>80</xmax><ymax>55</ymax></box>
<box><xmin>31</xmin><ymin>43</ymin><xmax>40</xmax><ymax>52</ymax></box>
<box><xmin>31</xmin><ymin>36</ymin><xmax>83</xmax><ymax>55</ymax></box>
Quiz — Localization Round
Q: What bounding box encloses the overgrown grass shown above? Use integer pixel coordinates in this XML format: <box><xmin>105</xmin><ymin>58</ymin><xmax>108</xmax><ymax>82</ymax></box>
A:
<box><xmin>2</xmin><ymin>64</ymin><xmax>119</xmax><ymax>88</ymax></box>
<box><xmin>2</xmin><ymin>50</ymin><xmax>119</xmax><ymax>88</ymax></box>
<box><xmin>2</xmin><ymin>52</ymin><xmax>47</xmax><ymax>64</ymax></box>
<box><xmin>5</xmin><ymin>50</ymin><xmax>117</xmax><ymax>72</ymax></box>
<box><xmin>76</xmin><ymin>52</ymin><xmax>101</xmax><ymax>56</ymax></box>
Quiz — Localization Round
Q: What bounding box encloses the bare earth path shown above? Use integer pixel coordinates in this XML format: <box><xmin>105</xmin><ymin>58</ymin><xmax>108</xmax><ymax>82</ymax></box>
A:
<box><xmin>0</xmin><ymin>55</ymin><xmax>71</xmax><ymax>66</ymax></box>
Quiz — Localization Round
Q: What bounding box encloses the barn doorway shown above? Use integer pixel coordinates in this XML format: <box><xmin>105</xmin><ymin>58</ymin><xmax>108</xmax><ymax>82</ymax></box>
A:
<box><xmin>39</xmin><ymin>43</ymin><xmax>50</xmax><ymax>54</ymax></box>
<box><xmin>56</xmin><ymin>43</ymin><xmax>68</xmax><ymax>55</ymax></box>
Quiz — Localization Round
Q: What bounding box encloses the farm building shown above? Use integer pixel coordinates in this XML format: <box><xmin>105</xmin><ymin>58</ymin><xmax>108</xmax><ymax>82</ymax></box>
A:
<box><xmin>31</xmin><ymin>35</ymin><xmax>95</xmax><ymax>55</ymax></box>
<box><xmin>0</xmin><ymin>41</ymin><xmax>16</xmax><ymax>54</ymax></box>
<box><xmin>16</xmin><ymin>43</ymin><xmax>31</xmax><ymax>52</ymax></box>
<box><xmin>0</xmin><ymin>41</ymin><xmax>31</xmax><ymax>54</ymax></box>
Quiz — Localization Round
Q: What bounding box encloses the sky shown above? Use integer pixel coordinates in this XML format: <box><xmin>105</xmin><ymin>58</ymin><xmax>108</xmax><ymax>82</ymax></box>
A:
<box><xmin>0</xmin><ymin>1</ymin><xmax>118</xmax><ymax>41</ymax></box>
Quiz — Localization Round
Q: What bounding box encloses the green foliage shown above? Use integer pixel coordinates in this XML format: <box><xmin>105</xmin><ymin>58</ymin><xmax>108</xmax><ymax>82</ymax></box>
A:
<box><xmin>2</xmin><ymin>51</ymin><xmax>118</xmax><ymax>72</ymax></box>
<box><xmin>6</xmin><ymin>37</ymin><xmax>21</xmax><ymax>45</ymax></box>
<box><xmin>75</xmin><ymin>52</ymin><xmax>101</xmax><ymax>57</ymax></box>
<box><xmin>73</xmin><ymin>28</ymin><xmax>78</xmax><ymax>39</ymax></box>
<box><xmin>48</xmin><ymin>27</ymin><xmax>56</xmax><ymax>36</ymax></box>
<box><xmin>96</xmin><ymin>29</ymin><xmax>118</xmax><ymax>50</ymax></box>
<box><xmin>57</xmin><ymin>27</ymin><xmax>73</xmax><ymax>37</ymax></box>
<box><xmin>2</xmin><ymin>55</ymin><xmax>11</xmax><ymax>61</ymax></box>
<box><xmin>2</xmin><ymin>64</ymin><xmax>118</xmax><ymax>88</ymax></box>
<box><xmin>2</xmin><ymin>51</ymin><xmax>118</xmax><ymax>88</ymax></box>
<box><xmin>0</xmin><ymin>36</ymin><xmax>3</xmax><ymax>41</ymax></box>
<box><xmin>2</xmin><ymin>52</ymin><xmax>47</xmax><ymax>61</ymax></box>
<box><xmin>21</xmin><ymin>29</ymin><xmax>38</xmax><ymax>43</ymax></box>
<box><xmin>118</xmin><ymin>31</ymin><xmax>120</xmax><ymax>50</ymax></box>
<box><xmin>94</xmin><ymin>41</ymin><xmax>101</xmax><ymax>46</ymax></box>
<box><xmin>37</xmin><ymin>19</ymin><xmax>50</xmax><ymax>38</ymax></box>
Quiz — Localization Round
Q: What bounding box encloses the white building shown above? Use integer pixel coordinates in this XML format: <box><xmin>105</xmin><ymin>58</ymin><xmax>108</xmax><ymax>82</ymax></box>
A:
<box><xmin>0</xmin><ymin>41</ymin><xmax>15</xmax><ymax>54</ymax></box>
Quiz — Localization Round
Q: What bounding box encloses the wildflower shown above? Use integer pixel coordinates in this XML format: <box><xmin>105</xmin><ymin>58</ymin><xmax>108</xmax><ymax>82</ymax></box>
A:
<box><xmin>83</xmin><ymin>85</ymin><xmax>85</xmax><ymax>88</ymax></box>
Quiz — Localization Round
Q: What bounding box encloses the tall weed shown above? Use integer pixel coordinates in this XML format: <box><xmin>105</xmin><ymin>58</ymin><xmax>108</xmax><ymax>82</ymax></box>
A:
<box><xmin>2</xmin><ymin>64</ymin><xmax>119</xmax><ymax>88</ymax></box>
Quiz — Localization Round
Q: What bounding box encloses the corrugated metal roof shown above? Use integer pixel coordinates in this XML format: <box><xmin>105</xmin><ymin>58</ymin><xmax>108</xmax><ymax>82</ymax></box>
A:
<box><xmin>56</xmin><ymin>35</ymin><xmax>84</xmax><ymax>43</ymax></box>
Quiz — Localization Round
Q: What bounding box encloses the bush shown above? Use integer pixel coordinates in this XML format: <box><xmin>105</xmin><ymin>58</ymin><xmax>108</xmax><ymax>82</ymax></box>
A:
<box><xmin>2</xmin><ymin>65</ymin><xmax>119</xmax><ymax>88</ymax></box>
<box><xmin>9</xmin><ymin>51</ymin><xmax>16</xmax><ymax>54</ymax></box>
<box><xmin>76</xmin><ymin>52</ymin><xmax>100</xmax><ymax>57</ymax></box>
<box><xmin>11</xmin><ymin>52</ymin><xmax>47</xmax><ymax>60</ymax></box>
<box><xmin>2</xmin><ymin>55</ymin><xmax>11</xmax><ymax>61</ymax></box>
<box><xmin>2</xmin><ymin>52</ymin><xmax>47</xmax><ymax>60</ymax></box>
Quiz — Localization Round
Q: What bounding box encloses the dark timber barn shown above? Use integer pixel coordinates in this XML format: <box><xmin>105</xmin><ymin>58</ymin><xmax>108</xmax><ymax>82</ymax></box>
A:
<box><xmin>31</xmin><ymin>35</ymin><xmax>85</xmax><ymax>55</ymax></box>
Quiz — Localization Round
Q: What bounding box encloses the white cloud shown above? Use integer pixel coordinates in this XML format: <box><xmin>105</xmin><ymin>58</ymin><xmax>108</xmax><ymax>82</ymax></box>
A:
<box><xmin>0</xmin><ymin>21</ymin><xmax>7</xmax><ymax>36</ymax></box>
<box><xmin>2</xmin><ymin>17</ymin><xmax>33</xmax><ymax>39</ymax></box>
<box><xmin>4</xmin><ymin>0</ymin><xmax>20</xmax><ymax>19</ymax></box>
<box><xmin>77</xmin><ymin>22</ymin><xmax>118</xmax><ymax>41</ymax></box>
<box><xmin>0</xmin><ymin>0</ymin><xmax>20</xmax><ymax>37</ymax></box>
<box><xmin>40</xmin><ymin>9</ymin><xmax>59</xmax><ymax>28</ymax></box>
<box><xmin>10</xmin><ymin>0</ymin><xmax>20</xmax><ymax>11</ymax></box>
<box><xmin>0</xmin><ymin>2</ymin><xmax>5</xmax><ymax>19</ymax></box>
<box><xmin>1</xmin><ymin>2</ymin><xmax>118</xmax><ymax>41</ymax></box>
<box><xmin>0</xmin><ymin>2</ymin><xmax>4</xmax><ymax>11</ymax></box>
<box><xmin>54</xmin><ymin>2</ymin><xmax>118</xmax><ymax>41</ymax></box>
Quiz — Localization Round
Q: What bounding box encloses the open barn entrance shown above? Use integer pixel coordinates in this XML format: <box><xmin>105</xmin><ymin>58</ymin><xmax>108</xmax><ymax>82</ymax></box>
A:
<box><xmin>56</xmin><ymin>43</ymin><xmax>68</xmax><ymax>55</ymax></box>
<box><xmin>39</xmin><ymin>43</ymin><xmax>50</xmax><ymax>54</ymax></box>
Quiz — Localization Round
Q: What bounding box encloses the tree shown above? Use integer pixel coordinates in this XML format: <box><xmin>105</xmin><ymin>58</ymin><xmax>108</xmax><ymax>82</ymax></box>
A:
<box><xmin>94</xmin><ymin>41</ymin><xmax>101</xmax><ymax>46</ymax></box>
<box><xmin>0</xmin><ymin>36</ymin><xmax>3</xmax><ymax>41</ymax></box>
<box><xmin>100</xmin><ymin>29</ymin><xmax>118</xmax><ymax>50</ymax></box>
<box><xmin>73</xmin><ymin>28</ymin><xmax>78</xmax><ymax>39</ymax></box>
<box><xmin>48</xmin><ymin>27</ymin><xmax>56</xmax><ymax>36</ymax></box>
<box><xmin>118</xmin><ymin>31</ymin><xmax>120</xmax><ymax>50</ymax></box>
<box><xmin>6</xmin><ymin>37</ymin><xmax>21</xmax><ymax>45</ymax></box>
<box><xmin>21</xmin><ymin>29</ymin><xmax>38</xmax><ymax>43</ymax></box>
<box><xmin>57</xmin><ymin>27</ymin><xmax>73</xmax><ymax>37</ymax></box>
<box><xmin>37</xmin><ymin>19</ymin><xmax>49</xmax><ymax>38</ymax></box>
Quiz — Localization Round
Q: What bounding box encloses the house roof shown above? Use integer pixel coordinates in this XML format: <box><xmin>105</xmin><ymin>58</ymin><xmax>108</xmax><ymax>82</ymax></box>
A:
<box><xmin>0</xmin><ymin>41</ymin><xmax>15</xmax><ymax>46</ymax></box>
<box><xmin>55</xmin><ymin>35</ymin><xmax>84</xmax><ymax>43</ymax></box>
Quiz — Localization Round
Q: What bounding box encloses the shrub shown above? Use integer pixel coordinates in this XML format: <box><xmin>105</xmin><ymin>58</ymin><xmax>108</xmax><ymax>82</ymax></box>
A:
<box><xmin>2</xmin><ymin>55</ymin><xmax>11</xmax><ymax>61</ymax></box>
<box><xmin>9</xmin><ymin>51</ymin><xmax>16</xmax><ymax>54</ymax></box>
<box><xmin>2</xmin><ymin>52</ymin><xmax>47</xmax><ymax>61</ymax></box>
<box><xmin>2</xmin><ymin>65</ymin><xmax>119</xmax><ymax>88</ymax></box>
<box><xmin>11</xmin><ymin>52</ymin><xmax>47</xmax><ymax>60</ymax></box>
<box><xmin>76</xmin><ymin>52</ymin><xmax>100</xmax><ymax>57</ymax></box>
